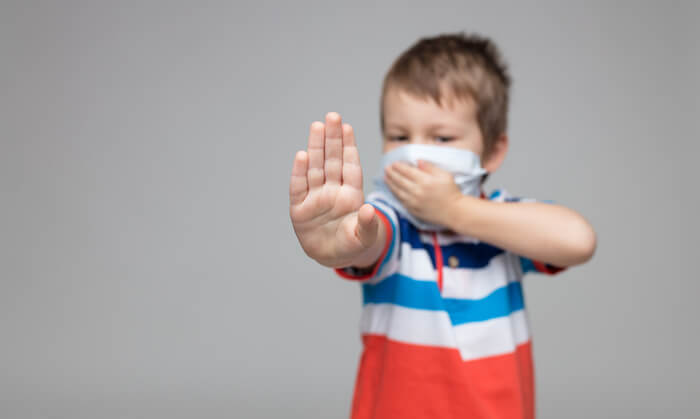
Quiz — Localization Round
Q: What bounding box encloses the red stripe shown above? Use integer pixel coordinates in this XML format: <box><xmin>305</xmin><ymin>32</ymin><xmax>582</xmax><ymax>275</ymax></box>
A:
<box><xmin>432</xmin><ymin>232</ymin><xmax>444</xmax><ymax>292</ymax></box>
<box><xmin>351</xmin><ymin>335</ymin><xmax>535</xmax><ymax>419</ymax></box>
<box><xmin>532</xmin><ymin>260</ymin><xmax>565</xmax><ymax>275</ymax></box>
<box><xmin>335</xmin><ymin>208</ymin><xmax>393</xmax><ymax>281</ymax></box>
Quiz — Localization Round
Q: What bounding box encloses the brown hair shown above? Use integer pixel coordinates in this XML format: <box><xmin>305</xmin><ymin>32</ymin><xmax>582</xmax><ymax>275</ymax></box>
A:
<box><xmin>380</xmin><ymin>32</ymin><xmax>511</xmax><ymax>159</ymax></box>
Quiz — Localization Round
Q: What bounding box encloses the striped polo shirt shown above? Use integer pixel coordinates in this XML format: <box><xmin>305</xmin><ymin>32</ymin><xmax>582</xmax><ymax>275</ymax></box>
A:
<box><xmin>335</xmin><ymin>189</ymin><xmax>563</xmax><ymax>419</ymax></box>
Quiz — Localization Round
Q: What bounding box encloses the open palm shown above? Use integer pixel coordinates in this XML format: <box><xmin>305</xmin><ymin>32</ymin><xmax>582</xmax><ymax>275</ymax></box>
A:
<box><xmin>289</xmin><ymin>112</ymin><xmax>378</xmax><ymax>268</ymax></box>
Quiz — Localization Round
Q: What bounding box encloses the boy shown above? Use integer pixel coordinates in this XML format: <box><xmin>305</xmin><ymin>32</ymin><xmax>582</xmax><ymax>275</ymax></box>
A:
<box><xmin>289</xmin><ymin>33</ymin><xmax>596</xmax><ymax>419</ymax></box>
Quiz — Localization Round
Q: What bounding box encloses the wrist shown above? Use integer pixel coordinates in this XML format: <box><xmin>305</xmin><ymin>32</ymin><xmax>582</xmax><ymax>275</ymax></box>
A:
<box><xmin>444</xmin><ymin>194</ymin><xmax>481</xmax><ymax>235</ymax></box>
<box><xmin>346</xmin><ymin>209</ymin><xmax>390</xmax><ymax>268</ymax></box>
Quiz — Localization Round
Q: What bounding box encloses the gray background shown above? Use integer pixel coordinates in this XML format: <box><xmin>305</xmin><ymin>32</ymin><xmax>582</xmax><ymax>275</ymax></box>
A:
<box><xmin>1</xmin><ymin>1</ymin><xmax>698</xmax><ymax>418</ymax></box>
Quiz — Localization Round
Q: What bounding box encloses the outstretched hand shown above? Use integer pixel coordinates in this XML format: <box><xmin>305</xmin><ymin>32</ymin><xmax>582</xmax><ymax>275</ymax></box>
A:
<box><xmin>289</xmin><ymin>112</ymin><xmax>381</xmax><ymax>268</ymax></box>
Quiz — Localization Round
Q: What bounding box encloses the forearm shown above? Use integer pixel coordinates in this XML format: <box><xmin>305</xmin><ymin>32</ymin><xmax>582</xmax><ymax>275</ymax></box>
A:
<box><xmin>444</xmin><ymin>196</ymin><xmax>596</xmax><ymax>267</ymax></box>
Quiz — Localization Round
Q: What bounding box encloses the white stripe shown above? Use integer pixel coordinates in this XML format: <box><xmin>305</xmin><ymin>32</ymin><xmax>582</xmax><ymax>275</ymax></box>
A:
<box><xmin>453</xmin><ymin>309</ymin><xmax>530</xmax><ymax>361</ymax></box>
<box><xmin>489</xmin><ymin>188</ymin><xmax>536</xmax><ymax>204</ymax></box>
<box><xmin>397</xmin><ymin>243</ymin><xmax>436</xmax><ymax>282</ymax></box>
<box><xmin>419</xmin><ymin>231</ymin><xmax>480</xmax><ymax>246</ymax></box>
<box><xmin>365</xmin><ymin>198</ymin><xmax>401</xmax><ymax>285</ymax></box>
<box><xmin>360</xmin><ymin>304</ymin><xmax>530</xmax><ymax>361</ymax></box>
<box><xmin>441</xmin><ymin>252</ymin><xmax>522</xmax><ymax>300</ymax></box>
<box><xmin>368</xmin><ymin>257</ymin><xmax>400</xmax><ymax>285</ymax></box>
<box><xmin>360</xmin><ymin>303</ymin><xmax>457</xmax><ymax>349</ymax></box>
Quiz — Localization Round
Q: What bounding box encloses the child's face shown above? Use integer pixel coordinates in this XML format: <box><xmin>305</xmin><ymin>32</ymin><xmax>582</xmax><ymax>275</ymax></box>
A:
<box><xmin>382</xmin><ymin>87</ymin><xmax>485</xmax><ymax>158</ymax></box>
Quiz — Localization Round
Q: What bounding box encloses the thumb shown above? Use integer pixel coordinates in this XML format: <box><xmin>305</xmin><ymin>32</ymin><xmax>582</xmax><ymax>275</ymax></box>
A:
<box><xmin>355</xmin><ymin>203</ymin><xmax>379</xmax><ymax>248</ymax></box>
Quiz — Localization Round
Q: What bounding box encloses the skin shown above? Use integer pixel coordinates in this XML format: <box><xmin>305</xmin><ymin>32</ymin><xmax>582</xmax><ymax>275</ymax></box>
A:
<box><xmin>289</xmin><ymin>88</ymin><xmax>597</xmax><ymax>270</ymax></box>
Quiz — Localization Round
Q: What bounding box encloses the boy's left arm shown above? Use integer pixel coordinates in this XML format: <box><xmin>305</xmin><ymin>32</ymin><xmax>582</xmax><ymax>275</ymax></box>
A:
<box><xmin>443</xmin><ymin>197</ymin><xmax>596</xmax><ymax>268</ymax></box>
<box><xmin>384</xmin><ymin>160</ymin><xmax>596</xmax><ymax>268</ymax></box>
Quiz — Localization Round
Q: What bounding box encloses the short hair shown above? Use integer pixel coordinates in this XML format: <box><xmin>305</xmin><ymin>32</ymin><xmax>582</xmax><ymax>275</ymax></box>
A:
<box><xmin>380</xmin><ymin>32</ymin><xmax>511</xmax><ymax>158</ymax></box>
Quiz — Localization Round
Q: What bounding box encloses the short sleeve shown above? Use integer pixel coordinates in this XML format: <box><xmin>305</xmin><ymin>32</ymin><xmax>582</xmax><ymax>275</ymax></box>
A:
<box><xmin>334</xmin><ymin>195</ymin><xmax>401</xmax><ymax>283</ymax></box>
<box><xmin>519</xmin><ymin>257</ymin><xmax>565</xmax><ymax>275</ymax></box>
<box><xmin>488</xmin><ymin>188</ymin><xmax>566</xmax><ymax>276</ymax></box>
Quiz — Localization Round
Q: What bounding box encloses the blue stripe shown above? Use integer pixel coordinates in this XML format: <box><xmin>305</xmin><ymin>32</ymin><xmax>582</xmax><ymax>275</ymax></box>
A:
<box><xmin>443</xmin><ymin>282</ymin><xmax>524</xmax><ymax>325</ymax></box>
<box><xmin>362</xmin><ymin>274</ymin><xmax>524</xmax><ymax>325</ymax></box>
<box><xmin>362</xmin><ymin>273</ymin><xmax>443</xmax><ymax>310</ymax></box>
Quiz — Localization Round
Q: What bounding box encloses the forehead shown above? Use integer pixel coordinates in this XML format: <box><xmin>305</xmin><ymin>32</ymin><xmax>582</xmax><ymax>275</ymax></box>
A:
<box><xmin>382</xmin><ymin>87</ymin><xmax>477</xmax><ymax>129</ymax></box>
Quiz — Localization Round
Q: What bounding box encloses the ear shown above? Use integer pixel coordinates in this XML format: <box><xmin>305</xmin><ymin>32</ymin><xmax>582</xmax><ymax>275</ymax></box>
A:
<box><xmin>482</xmin><ymin>134</ymin><xmax>508</xmax><ymax>173</ymax></box>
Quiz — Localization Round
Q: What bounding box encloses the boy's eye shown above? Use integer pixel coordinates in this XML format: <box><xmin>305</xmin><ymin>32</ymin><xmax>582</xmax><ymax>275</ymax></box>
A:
<box><xmin>435</xmin><ymin>136</ymin><xmax>454</xmax><ymax>143</ymax></box>
<box><xmin>389</xmin><ymin>136</ymin><xmax>408</xmax><ymax>142</ymax></box>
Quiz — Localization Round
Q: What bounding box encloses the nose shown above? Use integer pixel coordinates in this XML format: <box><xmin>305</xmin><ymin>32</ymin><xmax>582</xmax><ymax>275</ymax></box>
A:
<box><xmin>409</xmin><ymin>136</ymin><xmax>432</xmax><ymax>145</ymax></box>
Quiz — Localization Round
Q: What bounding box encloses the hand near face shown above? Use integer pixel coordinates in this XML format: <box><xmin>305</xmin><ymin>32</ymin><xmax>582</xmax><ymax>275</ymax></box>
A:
<box><xmin>384</xmin><ymin>160</ymin><xmax>464</xmax><ymax>227</ymax></box>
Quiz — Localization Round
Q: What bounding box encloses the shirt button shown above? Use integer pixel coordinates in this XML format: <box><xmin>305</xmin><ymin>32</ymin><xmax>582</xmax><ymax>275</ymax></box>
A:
<box><xmin>448</xmin><ymin>256</ymin><xmax>459</xmax><ymax>268</ymax></box>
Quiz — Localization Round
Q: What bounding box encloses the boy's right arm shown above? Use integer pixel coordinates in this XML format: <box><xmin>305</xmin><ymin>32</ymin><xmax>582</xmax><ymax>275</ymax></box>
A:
<box><xmin>289</xmin><ymin>112</ymin><xmax>387</xmax><ymax>270</ymax></box>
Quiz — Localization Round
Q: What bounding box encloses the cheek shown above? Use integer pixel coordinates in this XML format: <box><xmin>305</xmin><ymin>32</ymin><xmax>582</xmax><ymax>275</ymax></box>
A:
<box><xmin>382</xmin><ymin>142</ymin><xmax>400</xmax><ymax>153</ymax></box>
<box><xmin>451</xmin><ymin>137</ymin><xmax>484</xmax><ymax>157</ymax></box>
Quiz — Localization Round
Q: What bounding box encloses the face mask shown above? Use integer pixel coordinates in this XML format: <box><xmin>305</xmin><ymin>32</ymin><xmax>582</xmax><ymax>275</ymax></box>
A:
<box><xmin>373</xmin><ymin>144</ymin><xmax>487</xmax><ymax>231</ymax></box>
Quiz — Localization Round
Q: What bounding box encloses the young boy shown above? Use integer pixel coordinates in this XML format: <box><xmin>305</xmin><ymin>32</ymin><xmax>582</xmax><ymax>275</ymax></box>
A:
<box><xmin>289</xmin><ymin>33</ymin><xmax>596</xmax><ymax>419</ymax></box>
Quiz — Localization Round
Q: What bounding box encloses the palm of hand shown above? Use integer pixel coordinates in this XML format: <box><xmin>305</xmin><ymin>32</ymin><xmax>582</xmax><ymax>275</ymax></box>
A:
<box><xmin>289</xmin><ymin>112</ymin><xmax>375</xmax><ymax>267</ymax></box>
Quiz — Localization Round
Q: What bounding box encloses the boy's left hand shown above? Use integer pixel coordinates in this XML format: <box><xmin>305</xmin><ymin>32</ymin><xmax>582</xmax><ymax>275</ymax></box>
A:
<box><xmin>384</xmin><ymin>160</ymin><xmax>463</xmax><ymax>226</ymax></box>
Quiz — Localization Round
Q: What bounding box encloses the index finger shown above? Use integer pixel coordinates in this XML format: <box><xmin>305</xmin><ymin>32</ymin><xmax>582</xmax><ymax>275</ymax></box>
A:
<box><xmin>389</xmin><ymin>161</ymin><xmax>426</xmax><ymax>182</ymax></box>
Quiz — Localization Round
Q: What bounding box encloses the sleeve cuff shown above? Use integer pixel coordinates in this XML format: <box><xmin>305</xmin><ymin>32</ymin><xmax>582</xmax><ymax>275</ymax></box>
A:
<box><xmin>532</xmin><ymin>260</ymin><xmax>566</xmax><ymax>275</ymax></box>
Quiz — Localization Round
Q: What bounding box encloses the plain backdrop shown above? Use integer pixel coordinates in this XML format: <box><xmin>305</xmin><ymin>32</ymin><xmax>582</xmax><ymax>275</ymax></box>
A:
<box><xmin>1</xmin><ymin>1</ymin><xmax>698</xmax><ymax>418</ymax></box>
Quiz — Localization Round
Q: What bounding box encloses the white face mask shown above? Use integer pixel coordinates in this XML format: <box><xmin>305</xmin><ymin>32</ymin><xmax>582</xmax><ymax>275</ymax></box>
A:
<box><xmin>373</xmin><ymin>144</ymin><xmax>487</xmax><ymax>231</ymax></box>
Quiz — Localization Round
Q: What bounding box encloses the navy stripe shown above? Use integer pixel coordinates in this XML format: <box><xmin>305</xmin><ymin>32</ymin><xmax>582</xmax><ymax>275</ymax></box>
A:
<box><xmin>396</xmin><ymin>216</ymin><xmax>503</xmax><ymax>269</ymax></box>
<box><xmin>520</xmin><ymin>257</ymin><xmax>536</xmax><ymax>273</ymax></box>
<box><xmin>437</xmin><ymin>242</ymin><xmax>504</xmax><ymax>269</ymax></box>
<box><xmin>362</xmin><ymin>273</ymin><xmax>524</xmax><ymax>325</ymax></box>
